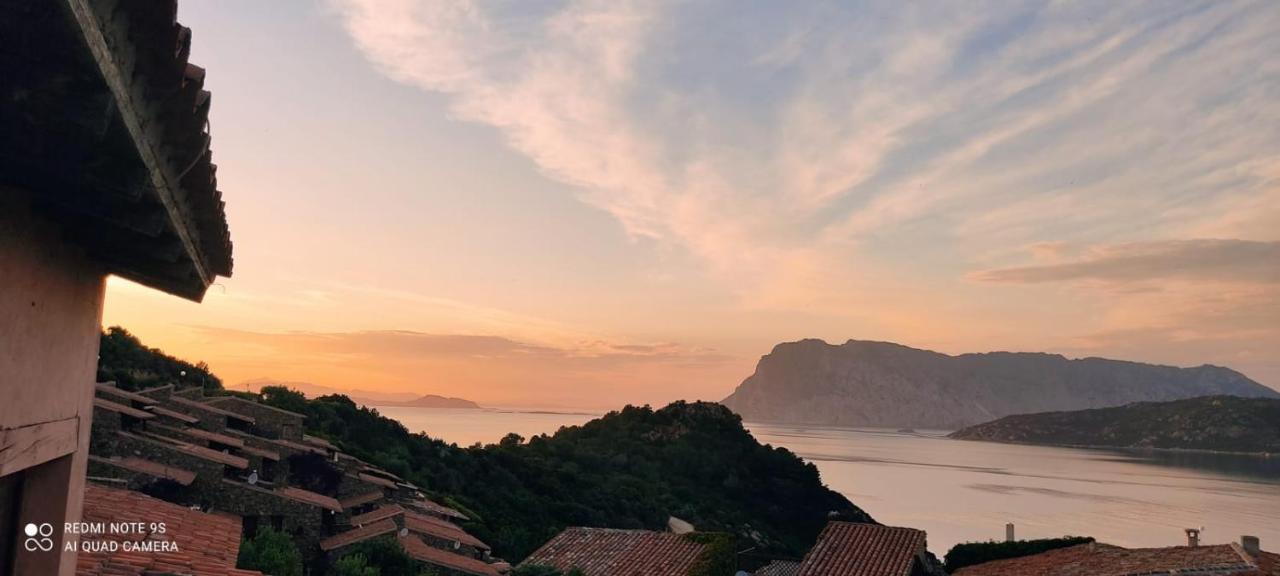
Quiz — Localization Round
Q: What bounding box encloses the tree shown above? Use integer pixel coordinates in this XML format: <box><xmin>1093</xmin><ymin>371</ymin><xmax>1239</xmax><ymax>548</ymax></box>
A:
<box><xmin>329</xmin><ymin>553</ymin><xmax>379</xmax><ymax>576</ymax></box>
<box><xmin>345</xmin><ymin>537</ymin><xmax>417</xmax><ymax>575</ymax></box>
<box><xmin>237</xmin><ymin>527</ymin><xmax>303</xmax><ymax>576</ymax></box>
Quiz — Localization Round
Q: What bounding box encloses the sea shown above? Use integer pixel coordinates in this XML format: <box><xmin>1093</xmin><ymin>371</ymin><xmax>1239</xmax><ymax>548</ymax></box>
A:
<box><xmin>374</xmin><ymin>405</ymin><xmax>1280</xmax><ymax>555</ymax></box>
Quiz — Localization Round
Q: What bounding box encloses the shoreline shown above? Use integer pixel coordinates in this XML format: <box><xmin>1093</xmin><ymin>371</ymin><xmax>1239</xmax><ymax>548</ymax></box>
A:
<box><xmin>947</xmin><ymin>436</ymin><xmax>1275</xmax><ymax>458</ymax></box>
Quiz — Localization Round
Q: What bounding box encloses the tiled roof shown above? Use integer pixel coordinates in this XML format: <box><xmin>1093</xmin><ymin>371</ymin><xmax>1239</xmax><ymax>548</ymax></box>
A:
<box><xmin>205</xmin><ymin>395</ymin><xmax>307</xmax><ymax>418</ymax></box>
<box><xmin>340</xmin><ymin>491</ymin><xmax>386</xmax><ymax>509</ymax></box>
<box><xmin>350</xmin><ymin>504</ymin><xmax>405</xmax><ymax>526</ymax></box>
<box><xmin>951</xmin><ymin>543</ymin><xmax>1280</xmax><ymax>576</ymax></box>
<box><xmin>270</xmin><ymin>437</ymin><xmax>328</xmax><ymax>455</ymax></box>
<box><xmin>304</xmin><ymin>434</ymin><xmax>337</xmax><ymax>450</ymax></box>
<box><xmin>796</xmin><ymin>523</ymin><xmax>926</xmax><ymax>576</ymax></box>
<box><xmin>238</xmin><ymin>444</ymin><xmax>282</xmax><ymax>461</ymax></box>
<box><xmin>169</xmin><ymin>396</ymin><xmax>256</xmax><ymax>422</ymax></box>
<box><xmin>133</xmin><ymin>430</ymin><xmax>249</xmax><ymax>469</ymax></box>
<box><xmin>361</xmin><ymin>465</ymin><xmax>404</xmax><ymax>482</ymax></box>
<box><xmin>95</xmin><ymin>383</ymin><xmax>158</xmax><ymax>405</ymax></box>
<box><xmin>404</xmin><ymin>510</ymin><xmax>489</xmax><ymax>551</ymax></box>
<box><xmin>400</xmin><ymin>534</ymin><xmax>502</xmax><ymax>576</ymax></box>
<box><xmin>148</xmin><ymin>405</ymin><xmax>201</xmax><ymax>424</ymax></box>
<box><xmin>357</xmin><ymin>472</ymin><xmax>400</xmax><ymax>489</ymax></box>
<box><xmin>320</xmin><ymin>518</ymin><xmax>399</xmax><ymax>551</ymax></box>
<box><xmin>76</xmin><ymin>483</ymin><xmax>259</xmax><ymax>576</ymax></box>
<box><xmin>89</xmin><ymin>455</ymin><xmax>197</xmax><ymax>486</ymax></box>
<box><xmin>521</xmin><ymin>527</ymin><xmax>710</xmax><ymax>576</ymax></box>
<box><xmin>756</xmin><ymin>560</ymin><xmax>802</xmax><ymax>576</ymax></box>
<box><xmin>153</xmin><ymin>423</ymin><xmax>246</xmax><ymax>448</ymax></box>
<box><xmin>93</xmin><ymin>397</ymin><xmax>155</xmax><ymax>420</ymax></box>
<box><xmin>276</xmin><ymin>486</ymin><xmax>343</xmax><ymax>512</ymax></box>
<box><xmin>409</xmin><ymin>498</ymin><xmax>470</xmax><ymax>521</ymax></box>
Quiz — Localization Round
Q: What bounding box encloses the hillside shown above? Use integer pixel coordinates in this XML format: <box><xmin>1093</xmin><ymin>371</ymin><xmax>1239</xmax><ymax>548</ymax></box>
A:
<box><xmin>721</xmin><ymin>339</ymin><xmax>1277</xmax><ymax>429</ymax></box>
<box><xmin>948</xmin><ymin>396</ymin><xmax>1280</xmax><ymax>453</ymax></box>
<box><xmin>98</xmin><ymin>328</ymin><xmax>869</xmax><ymax>561</ymax></box>
<box><xmin>384</xmin><ymin>394</ymin><xmax>481</xmax><ymax>409</ymax></box>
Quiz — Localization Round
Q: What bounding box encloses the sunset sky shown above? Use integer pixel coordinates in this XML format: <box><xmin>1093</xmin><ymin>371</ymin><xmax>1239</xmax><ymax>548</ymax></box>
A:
<box><xmin>104</xmin><ymin>1</ymin><xmax>1280</xmax><ymax>409</ymax></box>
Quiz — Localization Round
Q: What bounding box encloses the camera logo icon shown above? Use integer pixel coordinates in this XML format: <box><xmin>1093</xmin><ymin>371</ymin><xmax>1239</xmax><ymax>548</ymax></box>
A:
<box><xmin>23</xmin><ymin>523</ymin><xmax>53</xmax><ymax>552</ymax></box>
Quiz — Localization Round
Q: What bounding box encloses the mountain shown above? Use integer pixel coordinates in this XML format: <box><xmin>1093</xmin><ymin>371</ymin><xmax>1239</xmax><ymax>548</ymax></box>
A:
<box><xmin>384</xmin><ymin>394</ymin><xmax>481</xmax><ymax>409</ymax></box>
<box><xmin>721</xmin><ymin>339</ymin><xmax>1278</xmax><ymax>429</ymax></box>
<box><xmin>948</xmin><ymin>396</ymin><xmax>1280</xmax><ymax>453</ymax></box>
<box><xmin>239</xmin><ymin>378</ymin><xmax>419</xmax><ymax>403</ymax></box>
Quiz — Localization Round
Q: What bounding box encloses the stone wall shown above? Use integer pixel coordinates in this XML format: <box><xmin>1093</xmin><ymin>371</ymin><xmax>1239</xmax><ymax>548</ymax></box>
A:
<box><xmin>205</xmin><ymin>396</ymin><xmax>306</xmax><ymax>440</ymax></box>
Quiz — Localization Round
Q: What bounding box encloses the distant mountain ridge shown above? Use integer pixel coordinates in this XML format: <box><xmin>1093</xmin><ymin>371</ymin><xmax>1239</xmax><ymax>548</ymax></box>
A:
<box><xmin>382</xmin><ymin>394</ymin><xmax>481</xmax><ymax>409</ymax></box>
<box><xmin>948</xmin><ymin>396</ymin><xmax>1280</xmax><ymax>454</ymax></box>
<box><xmin>721</xmin><ymin>339</ymin><xmax>1278</xmax><ymax>429</ymax></box>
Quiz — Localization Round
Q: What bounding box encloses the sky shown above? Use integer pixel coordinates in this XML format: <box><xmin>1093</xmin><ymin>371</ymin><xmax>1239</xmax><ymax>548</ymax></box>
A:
<box><xmin>103</xmin><ymin>0</ymin><xmax>1280</xmax><ymax>409</ymax></box>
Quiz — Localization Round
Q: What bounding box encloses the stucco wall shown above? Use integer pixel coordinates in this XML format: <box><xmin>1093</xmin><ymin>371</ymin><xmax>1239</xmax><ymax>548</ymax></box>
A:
<box><xmin>0</xmin><ymin>194</ymin><xmax>106</xmax><ymax>576</ymax></box>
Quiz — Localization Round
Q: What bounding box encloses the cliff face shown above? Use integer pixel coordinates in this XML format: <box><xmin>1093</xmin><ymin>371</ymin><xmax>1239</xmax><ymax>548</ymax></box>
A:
<box><xmin>948</xmin><ymin>396</ymin><xmax>1280</xmax><ymax>453</ymax></box>
<box><xmin>720</xmin><ymin>339</ymin><xmax>1278</xmax><ymax>429</ymax></box>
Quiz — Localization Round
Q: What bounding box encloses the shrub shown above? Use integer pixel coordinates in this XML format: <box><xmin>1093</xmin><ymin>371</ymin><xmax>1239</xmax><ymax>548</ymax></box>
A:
<box><xmin>944</xmin><ymin>536</ymin><xmax>1095</xmax><ymax>571</ymax></box>
<box><xmin>237</xmin><ymin>527</ymin><xmax>303</xmax><ymax>576</ymax></box>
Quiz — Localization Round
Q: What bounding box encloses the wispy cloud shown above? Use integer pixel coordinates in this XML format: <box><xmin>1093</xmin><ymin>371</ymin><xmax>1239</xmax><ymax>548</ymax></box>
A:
<box><xmin>972</xmin><ymin>240</ymin><xmax>1280</xmax><ymax>284</ymax></box>
<box><xmin>326</xmin><ymin>0</ymin><xmax>1280</xmax><ymax>388</ymax></box>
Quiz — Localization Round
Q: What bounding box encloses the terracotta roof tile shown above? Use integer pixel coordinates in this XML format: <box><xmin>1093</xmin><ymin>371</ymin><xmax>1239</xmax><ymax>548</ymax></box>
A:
<box><xmin>168</xmin><ymin>396</ymin><xmax>256</xmax><ymax>422</ymax></box>
<box><xmin>404</xmin><ymin>510</ymin><xmax>489</xmax><ymax>551</ymax></box>
<box><xmin>337</xmin><ymin>491</ymin><xmax>381</xmax><ymax>509</ymax></box>
<box><xmin>756</xmin><ymin>560</ymin><xmax>802</xmax><ymax>576</ymax></box>
<box><xmin>147</xmin><ymin>405</ymin><xmax>201</xmax><ymax>424</ymax></box>
<box><xmin>132</xmin><ymin>430</ymin><xmax>249</xmax><ymax>469</ymax></box>
<box><xmin>303</xmin><ymin>434</ymin><xmax>337</xmax><ymax>450</ymax></box>
<box><xmin>320</xmin><ymin>519</ymin><xmax>398</xmax><ymax>551</ymax></box>
<box><xmin>796</xmin><ymin>523</ymin><xmax>926</xmax><ymax>576</ymax></box>
<box><xmin>400</xmin><ymin>534</ymin><xmax>501</xmax><ymax>576</ymax></box>
<box><xmin>238</xmin><ymin>444</ymin><xmax>281</xmax><ymax>461</ymax></box>
<box><xmin>340</xmin><ymin>491</ymin><xmax>386</xmax><ymax>509</ymax></box>
<box><xmin>94</xmin><ymin>398</ymin><xmax>155</xmax><ymax>420</ymax></box>
<box><xmin>408</xmin><ymin>498</ymin><xmax>470</xmax><ymax>521</ymax></box>
<box><xmin>952</xmin><ymin>542</ymin><xmax>1279</xmax><ymax>576</ymax></box>
<box><xmin>350</xmin><ymin>504</ymin><xmax>405</xmax><ymax>526</ymax></box>
<box><xmin>521</xmin><ymin>527</ymin><xmax>710</xmax><ymax>576</ymax></box>
<box><xmin>76</xmin><ymin>483</ymin><xmax>259</xmax><ymax>576</ymax></box>
<box><xmin>152</xmin><ymin>423</ymin><xmax>245</xmax><ymax>448</ymax></box>
<box><xmin>356</xmin><ymin>472</ymin><xmax>400</xmax><ymax>490</ymax></box>
<box><xmin>276</xmin><ymin>486</ymin><xmax>343</xmax><ymax>512</ymax></box>
<box><xmin>95</xmin><ymin>383</ymin><xmax>158</xmax><ymax>406</ymax></box>
<box><xmin>90</xmin><ymin>455</ymin><xmax>197</xmax><ymax>486</ymax></box>
<box><xmin>205</xmin><ymin>395</ymin><xmax>307</xmax><ymax>418</ymax></box>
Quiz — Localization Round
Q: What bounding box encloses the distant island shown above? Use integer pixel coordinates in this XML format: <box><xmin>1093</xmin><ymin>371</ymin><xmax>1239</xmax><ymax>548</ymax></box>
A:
<box><xmin>378</xmin><ymin>394</ymin><xmax>483</xmax><ymax>409</ymax></box>
<box><xmin>948</xmin><ymin>395</ymin><xmax>1280</xmax><ymax>454</ymax></box>
<box><xmin>721</xmin><ymin>339</ymin><xmax>1277</xmax><ymax>429</ymax></box>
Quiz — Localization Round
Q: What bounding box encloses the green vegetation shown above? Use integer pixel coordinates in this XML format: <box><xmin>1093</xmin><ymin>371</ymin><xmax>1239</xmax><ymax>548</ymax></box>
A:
<box><xmin>237</xmin><ymin>527</ymin><xmax>303</xmax><ymax>576</ymax></box>
<box><xmin>943</xmin><ymin>536</ymin><xmax>1095</xmax><ymax>571</ymax></box>
<box><xmin>949</xmin><ymin>396</ymin><xmax>1280</xmax><ymax>453</ymax></box>
<box><xmin>328</xmin><ymin>554</ymin><xmax>379</xmax><ymax>576</ymax></box>
<box><xmin>684</xmin><ymin>533</ymin><xmax>737</xmax><ymax>576</ymax></box>
<box><xmin>100</xmin><ymin>328</ymin><xmax>869</xmax><ymax>564</ymax></box>
<box><xmin>98</xmin><ymin>326</ymin><xmax>222</xmax><ymax>392</ymax></box>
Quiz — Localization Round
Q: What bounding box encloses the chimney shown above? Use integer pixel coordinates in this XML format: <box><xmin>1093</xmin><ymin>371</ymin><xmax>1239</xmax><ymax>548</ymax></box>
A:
<box><xmin>1241</xmin><ymin>535</ymin><xmax>1260</xmax><ymax>556</ymax></box>
<box><xmin>1005</xmin><ymin>523</ymin><xmax>1015</xmax><ymax>543</ymax></box>
<box><xmin>1185</xmin><ymin>528</ymin><xmax>1200</xmax><ymax>547</ymax></box>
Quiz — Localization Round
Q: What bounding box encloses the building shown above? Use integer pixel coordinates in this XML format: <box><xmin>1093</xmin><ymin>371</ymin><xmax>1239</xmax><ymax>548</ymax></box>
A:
<box><xmin>86</xmin><ymin>383</ymin><xmax>508</xmax><ymax>574</ymax></box>
<box><xmin>75</xmin><ymin>483</ymin><xmax>260</xmax><ymax>576</ymax></box>
<box><xmin>0</xmin><ymin>0</ymin><xmax>232</xmax><ymax>573</ymax></box>
<box><xmin>793</xmin><ymin>522</ymin><xmax>945</xmax><ymax>576</ymax></box>
<box><xmin>951</xmin><ymin>538</ymin><xmax>1279</xmax><ymax>576</ymax></box>
<box><xmin>520</xmin><ymin>527</ymin><xmax>722</xmax><ymax>576</ymax></box>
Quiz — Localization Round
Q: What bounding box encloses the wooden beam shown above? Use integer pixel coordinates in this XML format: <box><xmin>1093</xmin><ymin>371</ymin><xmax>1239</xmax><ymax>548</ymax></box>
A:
<box><xmin>0</xmin><ymin>418</ymin><xmax>79</xmax><ymax>477</ymax></box>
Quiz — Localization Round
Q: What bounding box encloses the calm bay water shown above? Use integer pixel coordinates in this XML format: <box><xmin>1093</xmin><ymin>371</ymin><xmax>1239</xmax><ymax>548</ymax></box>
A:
<box><xmin>377</xmin><ymin>406</ymin><xmax>1280</xmax><ymax>554</ymax></box>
